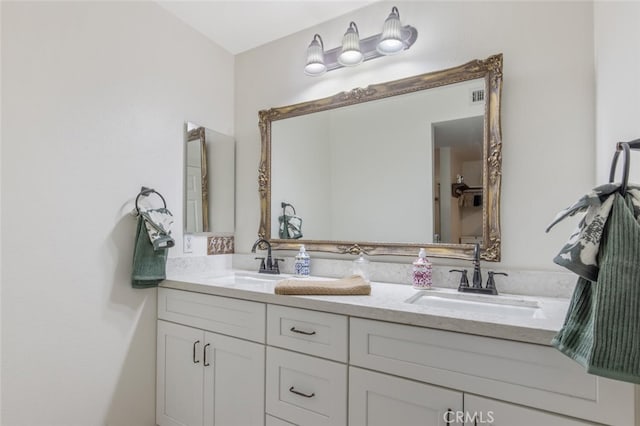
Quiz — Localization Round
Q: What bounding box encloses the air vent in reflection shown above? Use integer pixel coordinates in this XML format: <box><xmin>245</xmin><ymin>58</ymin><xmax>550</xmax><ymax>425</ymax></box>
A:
<box><xmin>471</xmin><ymin>89</ymin><xmax>485</xmax><ymax>104</ymax></box>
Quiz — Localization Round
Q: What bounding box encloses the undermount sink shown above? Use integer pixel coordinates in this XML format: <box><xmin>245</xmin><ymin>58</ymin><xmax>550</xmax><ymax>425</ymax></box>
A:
<box><xmin>208</xmin><ymin>272</ymin><xmax>281</xmax><ymax>286</ymax></box>
<box><xmin>170</xmin><ymin>271</ymin><xmax>282</xmax><ymax>287</ymax></box>
<box><xmin>405</xmin><ymin>290</ymin><xmax>544</xmax><ymax>319</ymax></box>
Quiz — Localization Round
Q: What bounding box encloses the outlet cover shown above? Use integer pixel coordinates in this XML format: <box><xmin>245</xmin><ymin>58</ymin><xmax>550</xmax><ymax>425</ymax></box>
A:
<box><xmin>183</xmin><ymin>235</ymin><xmax>193</xmax><ymax>253</ymax></box>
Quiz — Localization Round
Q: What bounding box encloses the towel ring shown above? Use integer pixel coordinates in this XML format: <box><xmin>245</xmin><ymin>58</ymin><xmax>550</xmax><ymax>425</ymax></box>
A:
<box><xmin>135</xmin><ymin>187</ymin><xmax>167</xmax><ymax>214</ymax></box>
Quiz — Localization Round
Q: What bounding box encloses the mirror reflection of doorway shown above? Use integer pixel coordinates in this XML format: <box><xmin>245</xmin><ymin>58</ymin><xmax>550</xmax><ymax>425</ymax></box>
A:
<box><xmin>433</xmin><ymin>116</ymin><xmax>484</xmax><ymax>245</ymax></box>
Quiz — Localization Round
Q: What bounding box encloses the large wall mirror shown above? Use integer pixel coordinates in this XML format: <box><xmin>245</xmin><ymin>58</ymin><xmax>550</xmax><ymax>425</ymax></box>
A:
<box><xmin>258</xmin><ymin>54</ymin><xmax>503</xmax><ymax>261</ymax></box>
<box><xmin>185</xmin><ymin>122</ymin><xmax>235</xmax><ymax>235</ymax></box>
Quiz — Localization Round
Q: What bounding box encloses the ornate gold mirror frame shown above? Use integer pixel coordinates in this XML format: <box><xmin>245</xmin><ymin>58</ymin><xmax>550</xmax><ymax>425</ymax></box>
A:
<box><xmin>258</xmin><ymin>54</ymin><xmax>503</xmax><ymax>261</ymax></box>
<box><xmin>186</xmin><ymin>127</ymin><xmax>209</xmax><ymax>233</ymax></box>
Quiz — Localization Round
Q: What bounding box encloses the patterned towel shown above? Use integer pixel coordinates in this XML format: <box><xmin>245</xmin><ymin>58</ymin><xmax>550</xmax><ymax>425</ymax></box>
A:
<box><xmin>549</xmin><ymin>189</ymin><xmax>640</xmax><ymax>384</ymax></box>
<box><xmin>140</xmin><ymin>207</ymin><xmax>175</xmax><ymax>250</ymax></box>
<box><xmin>546</xmin><ymin>183</ymin><xmax>640</xmax><ymax>281</ymax></box>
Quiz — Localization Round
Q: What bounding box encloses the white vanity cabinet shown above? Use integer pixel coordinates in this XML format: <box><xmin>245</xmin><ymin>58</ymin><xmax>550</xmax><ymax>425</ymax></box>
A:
<box><xmin>157</xmin><ymin>285</ymin><xmax>639</xmax><ymax>426</ymax></box>
<box><xmin>156</xmin><ymin>288</ymin><xmax>266</xmax><ymax>426</ymax></box>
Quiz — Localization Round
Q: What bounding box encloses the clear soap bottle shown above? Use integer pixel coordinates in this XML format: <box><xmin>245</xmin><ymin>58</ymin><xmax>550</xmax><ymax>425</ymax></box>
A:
<box><xmin>294</xmin><ymin>245</ymin><xmax>310</xmax><ymax>278</ymax></box>
<box><xmin>412</xmin><ymin>248</ymin><xmax>432</xmax><ymax>289</ymax></box>
<box><xmin>352</xmin><ymin>253</ymin><xmax>370</xmax><ymax>281</ymax></box>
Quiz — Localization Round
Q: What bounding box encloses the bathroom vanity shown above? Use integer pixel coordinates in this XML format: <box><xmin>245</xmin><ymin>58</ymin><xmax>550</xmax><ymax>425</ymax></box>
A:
<box><xmin>155</xmin><ymin>272</ymin><xmax>639</xmax><ymax>426</ymax></box>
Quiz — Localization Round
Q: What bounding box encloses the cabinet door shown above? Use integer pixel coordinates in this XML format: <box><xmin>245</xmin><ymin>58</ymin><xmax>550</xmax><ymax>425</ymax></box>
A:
<box><xmin>203</xmin><ymin>331</ymin><xmax>265</xmax><ymax>426</ymax></box>
<box><xmin>349</xmin><ymin>367</ymin><xmax>464</xmax><ymax>426</ymax></box>
<box><xmin>463</xmin><ymin>395</ymin><xmax>596</xmax><ymax>425</ymax></box>
<box><xmin>157</xmin><ymin>321</ymin><xmax>205</xmax><ymax>426</ymax></box>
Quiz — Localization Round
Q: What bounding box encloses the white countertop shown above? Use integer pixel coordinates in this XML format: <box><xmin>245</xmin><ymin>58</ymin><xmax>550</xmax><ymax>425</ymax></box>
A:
<box><xmin>161</xmin><ymin>270</ymin><xmax>571</xmax><ymax>346</ymax></box>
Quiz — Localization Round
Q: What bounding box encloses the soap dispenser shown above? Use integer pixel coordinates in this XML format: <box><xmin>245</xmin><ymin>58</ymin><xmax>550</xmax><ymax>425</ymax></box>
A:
<box><xmin>412</xmin><ymin>248</ymin><xmax>432</xmax><ymax>289</ymax></box>
<box><xmin>294</xmin><ymin>245</ymin><xmax>310</xmax><ymax>278</ymax></box>
<box><xmin>352</xmin><ymin>253</ymin><xmax>370</xmax><ymax>281</ymax></box>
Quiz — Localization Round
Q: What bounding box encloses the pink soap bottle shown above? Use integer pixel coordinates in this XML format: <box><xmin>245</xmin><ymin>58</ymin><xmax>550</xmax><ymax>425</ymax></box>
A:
<box><xmin>412</xmin><ymin>248</ymin><xmax>432</xmax><ymax>289</ymax></box>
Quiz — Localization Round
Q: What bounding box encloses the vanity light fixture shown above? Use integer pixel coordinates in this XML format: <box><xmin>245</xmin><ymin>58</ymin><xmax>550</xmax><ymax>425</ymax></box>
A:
<box><xmin>338</xmin><ymin>22</ymin><xmax>363</xmax><ymax>67</ymax></box>
<box><xmin>304</xmin><ymin>34</ymin><xmax>327</xmax><ymax>76</ymax></box>
<box><xmin>303</xmin><ymin>6</ymin><xmax>417</xmax><ymax>76</ymax></box>
<box><xmin>377</xmin><ymin>6</ymin><xmax>404</xmax><ymax>55</ymax></box>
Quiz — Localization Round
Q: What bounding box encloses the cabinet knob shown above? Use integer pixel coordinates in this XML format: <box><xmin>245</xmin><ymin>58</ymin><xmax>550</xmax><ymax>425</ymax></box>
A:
<box><xmin>193</xmin><ymin>340</ymin><xmax>200</xmax><ymax>364</ymax></box>
<box><xmin>290</xmin><ymin>326</ymin><xmax>316</xmax><ymax>336</ymax></box>
<box><xmin>289</xmin><ymin>386</ymin><xmax>315</xmax><ymax>398</ymax></box>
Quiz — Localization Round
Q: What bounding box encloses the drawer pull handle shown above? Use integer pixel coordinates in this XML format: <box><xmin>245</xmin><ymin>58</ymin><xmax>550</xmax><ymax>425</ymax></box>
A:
<box><xmin>203</xmin><ymin>343</ymin><xmax>211</xmax><ymax>366</ymax></box>
<box><xmin>289</xmin><ymin>386</ymin><xmax>315</xmax><ymax>398</ymax></box>
<box><xmin>193</xmin><ymin>340</ymin><xmax>200</xmax><ymax>364</ymax></box>
<box><xmin>290</xmin><ymin>326</ymin><xmax>316</xmax><ymax>336</ymax></box>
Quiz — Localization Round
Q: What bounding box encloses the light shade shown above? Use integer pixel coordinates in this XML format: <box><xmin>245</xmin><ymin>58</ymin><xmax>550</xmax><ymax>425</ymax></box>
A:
<box><xmin>377</xmin><ymin>6</ymin><xmax>405</xmax><ymax>55</ymax></box>
<box><xmin>304</xmin><ymin>34</ymin><xmax>326</xmax><ymax>76</ymax></box>
<box><xmin>338</xmin><ymin>22</ymin><xmax>363</xmax><ymax>67</ymax></box>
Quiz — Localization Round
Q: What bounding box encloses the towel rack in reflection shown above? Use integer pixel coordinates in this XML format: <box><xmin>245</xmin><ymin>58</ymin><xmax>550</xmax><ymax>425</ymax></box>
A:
<box><xmin>609</xmin><ymin>138</ymin><xmax>640</xmax><ymax>196</ymax></box>
<box><xmin>135</xmin><ymin>186</ymin><xmax>167</xmax><ymax>215</ymax></box>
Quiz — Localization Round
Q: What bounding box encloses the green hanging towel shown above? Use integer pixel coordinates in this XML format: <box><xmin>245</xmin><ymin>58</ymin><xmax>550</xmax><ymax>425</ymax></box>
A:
<box><xmin>131</xmin><ymin>208</ymin><xmax>174</xmax><ymax>289</ymax></box>
<box><xmin>552</xmin><ymin>193</ymin><xmax>640</xmax><ymax>384</ymax></box>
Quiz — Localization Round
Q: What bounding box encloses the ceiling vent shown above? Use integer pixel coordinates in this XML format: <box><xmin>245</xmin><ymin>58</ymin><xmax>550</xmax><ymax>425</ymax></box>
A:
<box><xmin>470</xmin><ymin>88</ymin><xmax>485</xmax><ymax>104</ymax></box>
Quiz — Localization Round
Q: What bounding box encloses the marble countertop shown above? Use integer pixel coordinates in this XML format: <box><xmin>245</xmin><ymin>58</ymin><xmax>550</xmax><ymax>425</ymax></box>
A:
<box><xmin>161</xmin><ymin>270</ymin><xmax>570</xmax><ymax>346</ymax></box>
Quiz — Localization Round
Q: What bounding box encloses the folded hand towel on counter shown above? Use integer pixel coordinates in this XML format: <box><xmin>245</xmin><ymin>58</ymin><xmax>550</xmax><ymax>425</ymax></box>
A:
<box><xmin>548</xmin><ymin>187</ymin><xmax>640</xmax><ymax>384</ymax></box>
<box><xmin>132</xmin><ymin>207</ymin><xmax>174</xmax><ymax>289</ymax></box>
<box><xmin>275</xmin><ymin>275</ymin><xmax>371</xmax><ymax>296</ymax></box>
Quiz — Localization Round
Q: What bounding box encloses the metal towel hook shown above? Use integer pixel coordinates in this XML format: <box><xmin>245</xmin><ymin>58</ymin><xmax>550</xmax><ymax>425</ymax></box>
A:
<box><xmin>609</xmin><ymin>138</ymin><xmax>640</xmax><ymax>196</ymax></box>
<box><xmin>135</xmin><ymin>186</ymin><xmax>167</xmax><ymax>215</ymax></box>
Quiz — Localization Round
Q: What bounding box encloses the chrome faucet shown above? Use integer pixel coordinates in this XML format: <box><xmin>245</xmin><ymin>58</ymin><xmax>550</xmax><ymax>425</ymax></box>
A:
<box><xmin>450</xmin><ymin>243</ymin><xmax>507</xmax><ymax>295</ymax></box>
<box><xmin>251</xmin><ymin>238</ymin><xmax>283</xmax><ymax>274</ymax></box>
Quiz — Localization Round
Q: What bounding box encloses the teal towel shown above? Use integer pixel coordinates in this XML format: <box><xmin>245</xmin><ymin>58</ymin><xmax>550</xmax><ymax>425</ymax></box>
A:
<box><xmin>131</xmin><ymin>214</ymin><xmax>169</xmax><ymax>289</ymax></box>
<box><xmin>552</xmin><ymin>194</ymin><xmax>640</xmax><ymax>384</ymax></box>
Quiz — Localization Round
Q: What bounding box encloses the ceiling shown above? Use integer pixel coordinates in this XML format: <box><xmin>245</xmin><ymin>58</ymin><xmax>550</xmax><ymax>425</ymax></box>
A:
<box><xmin>157</xmin><ymin>1</ymin><xmax>379</xmax><ymax>55</ymax></box>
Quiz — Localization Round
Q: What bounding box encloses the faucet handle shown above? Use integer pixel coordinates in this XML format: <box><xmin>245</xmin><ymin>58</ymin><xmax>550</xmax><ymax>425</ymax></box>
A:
<box><xmin>254</xmin><ymin>257</ymin><xmax>266</xmax><ymax>271</ymax></box>
<box><xmin>449</xmin><ymin>269</ymin><xmax>469</xmax><ymax>289</ymax></box>
<box><xmin>272</xmin><ymin>258</ymin><xmax>284</xmax><ymax>273</ymax></box>
<box><xmin>486</xmin><ymin>271</ymin><xmax>508</xmax><ymax>294</ymax></box>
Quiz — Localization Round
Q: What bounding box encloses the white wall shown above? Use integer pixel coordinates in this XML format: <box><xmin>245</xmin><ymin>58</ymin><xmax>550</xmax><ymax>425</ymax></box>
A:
<box><xmin>0</xmin><ymin>0</ymin><xmax>3</xmax><ymax>418</ymax></box>
<box><xmin>594</xmin><ymin>2</ymin><xmax>640</xmax><ymax>184</ymax></box>
<box><xmin>235</xmin><ymin>1</ymin><xmax>595</xmax><ymax>269</ymax></box>
<box><xmin>1</xmin><ymin>2</ymin><xmax>233</xmax><ymax>425</ymax></box>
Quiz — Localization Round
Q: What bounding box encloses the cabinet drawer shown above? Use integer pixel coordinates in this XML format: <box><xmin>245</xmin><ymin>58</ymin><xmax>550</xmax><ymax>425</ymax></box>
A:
<box><xmin>267</xmin><ymin>305</ymin><xmax>347</xmax><ymax>361</ymax></box>
<box><xmin>266</xmin><ymin>347</ymin><xmax>347</xmax><ymax>426</ymax></box>
<box><xmin>158</xmin><ymin>288</ymin><xmax>265</xmax><ymax>343</ymax></box>
<box><xmin>350</xmin><ymin>318</ymin><xmax>636</xmax><ymax>425</ymax></box>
